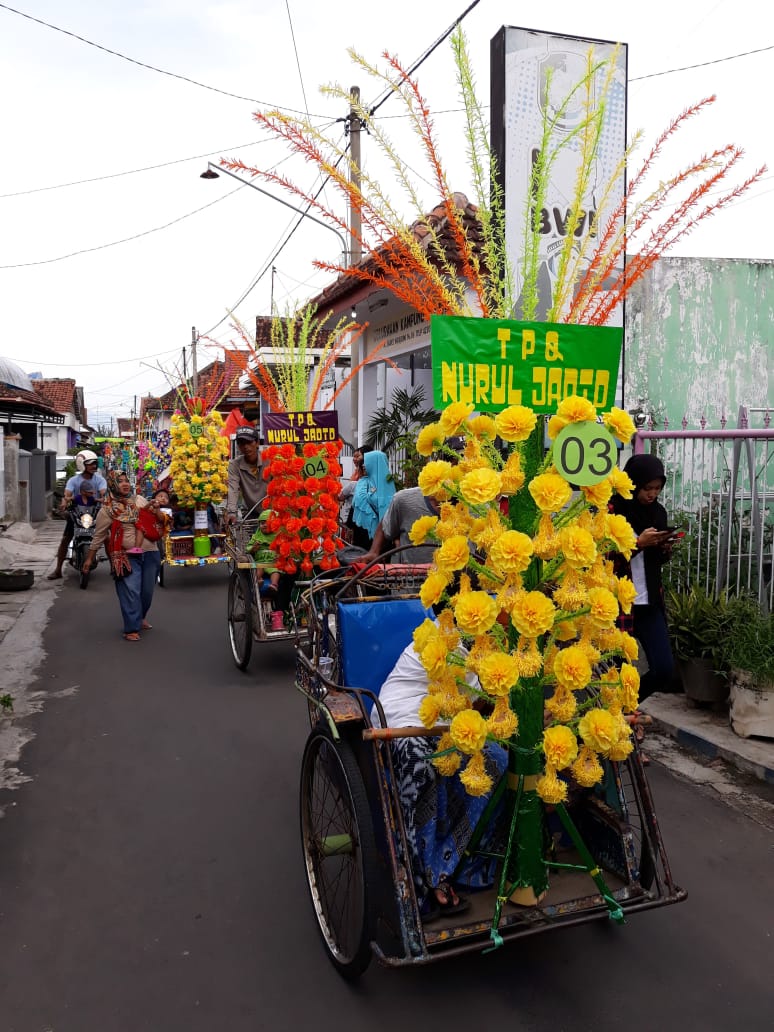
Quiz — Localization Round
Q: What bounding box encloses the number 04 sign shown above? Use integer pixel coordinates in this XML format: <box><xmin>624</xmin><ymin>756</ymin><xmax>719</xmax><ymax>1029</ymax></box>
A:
<box><xmin>552</xmin><ymin>421</ymin><xmax>617</xmax><ymax>486</ymax></box>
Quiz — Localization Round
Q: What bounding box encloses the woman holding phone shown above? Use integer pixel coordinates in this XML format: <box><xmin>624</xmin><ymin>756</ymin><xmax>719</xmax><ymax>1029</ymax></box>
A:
<box><xmin>609</xmin><ymin>453</ymin><xmax>677</xmax><ymax>703</ymax></box>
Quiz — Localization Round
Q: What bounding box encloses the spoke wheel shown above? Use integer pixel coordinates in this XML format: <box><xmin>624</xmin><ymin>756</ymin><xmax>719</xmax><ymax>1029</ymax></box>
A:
<box><xmin>227</xmin><ymin>569</ymin><xmax>253</xmax><ymax>671</ymax></box>
<box><xmin>300</xmin><ymin>730</ymin><xmax>378</xmax><ymax>979</ymax></box>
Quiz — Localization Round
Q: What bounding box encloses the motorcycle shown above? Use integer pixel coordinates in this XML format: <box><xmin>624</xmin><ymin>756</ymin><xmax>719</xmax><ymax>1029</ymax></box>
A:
<box><xmin>66</xmin><ymin>503</ymin><xmax>101</xmax><ymax>589</ymax></box>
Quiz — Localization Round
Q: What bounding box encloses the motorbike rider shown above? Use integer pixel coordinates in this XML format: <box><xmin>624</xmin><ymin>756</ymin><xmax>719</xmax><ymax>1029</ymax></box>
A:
<box><xmin>223</xmin><ymin>426</ymin><xmax>266</xmax><ymax>526</ymax></box>
<box><xmin>47</xmin><ymin>449</ymin><xmax>107</xmax><ymax>580</ymax></box>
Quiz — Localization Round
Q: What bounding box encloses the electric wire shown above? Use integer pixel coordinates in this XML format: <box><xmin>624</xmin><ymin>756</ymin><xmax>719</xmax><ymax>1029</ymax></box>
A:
<box><xmin>0</xmin><ymin>2</ymin><xmax>328</xmax><ymax>115</ymax></box>
<box><xmin>630</xmin><ymin>42</ymin><xmax>774</xmax><ymax>81</ymax></box>
<box><xmin>285</xmin><ymin>0</ymin><xmax>310</xmax><ymax>117</ymax></box>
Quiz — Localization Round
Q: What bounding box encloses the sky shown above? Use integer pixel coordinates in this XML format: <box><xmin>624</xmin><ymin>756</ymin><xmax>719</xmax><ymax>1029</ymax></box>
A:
<box><xmin>1</xmin><ymin>0</ymin><xmax>771</xmax><ymax>429</ymax></box>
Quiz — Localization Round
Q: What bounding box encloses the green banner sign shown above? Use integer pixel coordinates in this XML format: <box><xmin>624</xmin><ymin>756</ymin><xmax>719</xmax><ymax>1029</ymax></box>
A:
<box><xmin>431</xmin><ymin>315</ymin><xmax>622</xmax><ymax>414</ymax></box>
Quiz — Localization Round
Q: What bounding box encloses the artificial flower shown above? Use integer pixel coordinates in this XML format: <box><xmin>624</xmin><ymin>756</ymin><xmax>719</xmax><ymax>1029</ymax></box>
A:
<box><xmin>578</xmin><ymin>707</ymin><xmax>618</xmax><ymax>754</ymax></box>
<box><xmin>586</xmin><ymin>587</ymin><xmax>620</xmax><ymax>629</ymax></box>
<box><xmin>416</xmin><ymin>422</ymin><xmax>444</xmax><ymax>456</ymax></box>
<box><xmin>449</xmin><ymin>709</ymin><xmax>488</xmax><ymax>755</ymax></box>
<box><xmin>510</xmin><ymin>591</ymin><xmax>556</xmax><ymax>638</ymax></box>
<box><xmin>553</xmin><ymin>645</ymin><xmax>592</xmax><ymax>692</ymax></box>
<box><xmin>486</xmin><ymin>697</ymin><xmax>519</xmax><ymax>740</ymax></box>
<box><xmin>417</xmin><ymin>460</ymin><xmax>455</xmax><ymax>498</ymax></box>
<box><xmin>572</xmin><ymin>746</ymin><xmax>604</xmax><ymax>787</ymax></box>
<box><xmin>559</xmin><ymin>525</ymin><xmax>597</xmax><ymax>570</ymax></box>
<box><xmin>418</xmin><ymin>694</ymin><xmax>443</xmax><ymax>729</ymax></box>
<box><xmin>439</xmin><ymin>400</ymin><xmax>475</xmax><ymax>434</ymax></box>
<box><xmin>468</xmin><ymin>414</ymin><xmax>497</xmax><ymax>440</ymax></box>
<box><xmin>435</xmin><ymin>535</ymin><xmax>471</xmax><ymax>574</ymax></box>
<box><xmin>619</xmin><ymin>663</ymin><xmax>641</xmax><ymax>712</ymax></box>
<box><xmin>454</xmin><ymin>590</ymin><xmax>499</xmax><ymax>636</ymax></box>
<box><xmin>459</xmin><ymin>750</ymin><xmax>493</xmax><ymax>796</ymax></box>
<box><xmin>543</xmin><ymin>724</ymin><xmax>579</xmax><ymax>769</ymax></box>
<box><xmin>460</xmin><ymin>467</ymin><xmax>502</xmax><ymax>505</ymax></box>
<box><xmin>494</xmin><ymin>404</ymin><xmax>537</xmax><ymax>442</ymax></box>
<box><xmin>432</xmin><ymin>732</ymin><xmax>462</xmax><ymax>775</ymax></box>
<box><xmin>478</xmin><ymin>651</ymin><xmax>521</xmax><ymax>697</ymax></box>
<box><xmin>605</xmin><ymin>513</ymin><xmax>638</xmax><ymax>558</ymax></box>
<box><xmin>602</xmin><ymin>406</ymin><xmax>636</xmax><ymax>444</ymax></box>
<box><xmin>529</xmin><ymin>472</ymin><xmax>573</xmax><ymax>513</ymax></box>
<box><xmin>409</xmin><ymin>514</ymin><xmax>439</xmax><ymax>545</ymax></box>
<box><xmin>490</xmin><ymin>530</ymin><xmax>533</xmax><ymax>574</ymax></box>
<box><xmin>536</xmin><ymin>765</ymin><xmax>568</xmax><ymax>804</ymax></box>
<box><xmin>420</xmin><ymin>570</ymin><xmax>450</xmax><ymax>608</ymax></box>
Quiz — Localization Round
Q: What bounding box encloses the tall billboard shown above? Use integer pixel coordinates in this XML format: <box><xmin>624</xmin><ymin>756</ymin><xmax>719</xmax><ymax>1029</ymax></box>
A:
<box><xmin>491</xmin><ymin>26</ymin><xmax>628</xmax><ymax>330</ymax></box>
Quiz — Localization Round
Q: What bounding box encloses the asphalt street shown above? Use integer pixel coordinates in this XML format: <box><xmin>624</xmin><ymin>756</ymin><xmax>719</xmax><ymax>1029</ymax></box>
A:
<box><xmin>0</xmin><ymin>563</ymin><xmax>773</xmax><ymax>1031</ymax></box>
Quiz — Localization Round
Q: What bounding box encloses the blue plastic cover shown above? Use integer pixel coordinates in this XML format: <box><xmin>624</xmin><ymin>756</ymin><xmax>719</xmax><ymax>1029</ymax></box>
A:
<box><xmin>337</xmin><ymin>597</ymin><xmax>433</xmax><ymax>697</ymax></box>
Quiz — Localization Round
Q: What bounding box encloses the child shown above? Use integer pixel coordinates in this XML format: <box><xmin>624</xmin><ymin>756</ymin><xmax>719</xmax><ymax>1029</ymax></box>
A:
<box><xmin>247</xmin><ymin>511</ymin><xmax>281</xmax><ymax>599</ymax></box>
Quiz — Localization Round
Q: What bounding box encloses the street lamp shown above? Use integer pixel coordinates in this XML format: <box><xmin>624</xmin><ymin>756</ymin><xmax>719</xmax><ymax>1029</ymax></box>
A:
<box><xmin>200</xmin><ymin>162</ymin><xmax>348</xmax><ymax>267</ymax></box>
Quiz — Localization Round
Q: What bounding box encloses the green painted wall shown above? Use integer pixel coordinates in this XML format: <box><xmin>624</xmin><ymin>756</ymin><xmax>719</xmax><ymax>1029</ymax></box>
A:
<box><xmin>625</xmin><ymin>257</ymin><xmax>773</xmax><ymax>428</ymax></box>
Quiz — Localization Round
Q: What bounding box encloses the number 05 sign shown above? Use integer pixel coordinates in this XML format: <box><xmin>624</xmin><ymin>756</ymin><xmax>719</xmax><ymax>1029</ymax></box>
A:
<box><xmin>553</xmin><ymin>421</ymin><xmax>617</xmax><ymax>486</ymax></box>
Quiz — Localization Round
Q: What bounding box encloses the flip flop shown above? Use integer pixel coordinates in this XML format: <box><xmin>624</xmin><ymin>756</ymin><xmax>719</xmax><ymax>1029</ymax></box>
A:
<box><xmin>423</xmin><ymin>881</ymin><xmax>471</xmax><ymax>921</ymax></box>
<box><xmin>46</xmin><ymin>572</ymin><xmax>63</xmax><ymax>580</ymax></box>
<box><xmin>123</xmin><ymin>632</ymin><xmax>140</xmax><ymax>642</ymax></box>
<box><xmin>141</xmin><ymin>620</ymin><xmax>153</xmax><ymax>630</ymax></box>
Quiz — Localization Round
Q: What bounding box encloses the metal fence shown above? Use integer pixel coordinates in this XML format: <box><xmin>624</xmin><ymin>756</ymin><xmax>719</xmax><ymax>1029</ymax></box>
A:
<box><xmin>633</xmin><ymin>407</ymin><xmax>773</xmax><ymax>610</ymax></box>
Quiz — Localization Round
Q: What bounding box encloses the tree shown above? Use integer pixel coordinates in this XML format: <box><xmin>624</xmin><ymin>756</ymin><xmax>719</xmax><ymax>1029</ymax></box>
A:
<box><xmin>365</xmin><ymin>385</ymin><xmax>436</xmax><ymax>489</ymax></box>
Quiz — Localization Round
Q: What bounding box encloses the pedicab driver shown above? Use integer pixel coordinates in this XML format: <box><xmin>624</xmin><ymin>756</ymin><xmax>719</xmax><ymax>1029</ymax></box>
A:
<box><xmin>223</xmin><ymin>426</ymin><xmax>267</xmax><ymax>526</ymax></box>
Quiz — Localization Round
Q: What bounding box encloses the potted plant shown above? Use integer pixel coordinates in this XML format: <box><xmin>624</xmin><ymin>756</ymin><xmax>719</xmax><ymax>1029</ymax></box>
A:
<box><xmin>725</xmin><ymin>597</ymin><xmax>774</xmax><ymax>738</ymax></box>
<box><xmin>666</xmin><ymin>586</ymin><xmax>732</xmax><ymax>703</ymax></box>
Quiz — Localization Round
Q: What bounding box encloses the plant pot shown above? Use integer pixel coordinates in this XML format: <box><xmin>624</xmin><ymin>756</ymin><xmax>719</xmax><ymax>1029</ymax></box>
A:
<box><xmin>677</xmin><ymin>657</ymin><xmax>729</xmax><ymax>704</ymax></box>
<box><xmin>729</xmin><ymin>668</ymin><xmax>774</xmax><ymax>739</ymax></box>
<box><xmin>0</xmin><ymin>569</ymin><xmax>34</xmax><ymax>592</ymax></box>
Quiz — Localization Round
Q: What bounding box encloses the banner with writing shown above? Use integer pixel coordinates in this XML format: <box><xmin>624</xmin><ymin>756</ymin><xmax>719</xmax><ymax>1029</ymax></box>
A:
<box><xmin>431</xmin><ymin>314</ymin><xmax>622</xmax><ymax>413</ymax></box>
<box><xmin>263</xmin><ymin>410</ymin><xmax>339</xmax><ymax>445</ymax></box>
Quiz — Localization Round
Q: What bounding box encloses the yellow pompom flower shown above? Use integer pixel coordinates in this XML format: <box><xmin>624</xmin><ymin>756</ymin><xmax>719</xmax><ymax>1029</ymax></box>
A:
<box><xmin>416</xmin><ymin>422</ymin><xmax>445</xmax><ymax>456</ymax></box>
<box><xmin>478</xmin><ymin>651</ymin><xmax>521</xmax><ymax>698</ymax></box>
<box><xmin>615</xmin><ymin>577</ymin><xmax>637</xmax><ymax>615</ymax></box>
<box><xmin>435</xmin><ymin>535</ymin><xmax>470</xmax><ymax>574</ymax></box>
<box><xmin>510</xmin><ymin>591</ymin><xmax>556</xmax><ymax>638</ymax></box>
<box><xmin>571</xmin><ymin>745</ymin><xmax>604</xmax><ymax>788</ymax></box>
<box><xmin>605</xmin><ymin>513</ymin><xmax>638</xmax><ymax>558</ymax></box>
<box><xmin>536</xmin><ymin>765</ymin><xmax>568</xmax><ymax>804</ymax></box>
<box><xmin>418</xmin><ymin>460</ymin><xmax>454</xmax><ymax>498</ymax></box>
<box><xmin>559</xmin><ymin>525</ymin><xmax>597</xmax><ymax>570</ymax></box>
<box><xmin>608</xmin><ymin>467</ymin><xmax>634</xmax><ymax>499</ymax></box>
<box><xmin>602</xmin><ymin>406</ymin><xmax>636</xmax><ymax>444</ymax></box>
<box><xmin>409</xmin><ymin>514</ymin><xmax>439</xmax><ymax>545</ymax></box>
<box><xmin>454</xmin><ymin>591</ymin><xmax>499</xmax><ymax>636</ymax></box>
<box><xmin>581</xmin><ymin>478</ymin><xmax>613</xmax><ymax>509</ymax></box>
<box><xmin>516</xmin><ymin>637</ymin><xmax>544</xmax><ymax>677</ymax></box>
<box><xmin>420</xmin><ymin>638</ymin><xmax>449</xmax><ymax>678</ymax></box>
<box><xmin>619</xmin><ymin>631</ymin><xmax>639</xmax><ymax>662</ymax></box>
<box><xmin>542</xmin><ymin>724</ymin><xmax>579</xmax><ymax>770</ymax></box>
<box><xmin>529</xmin><ymin>472</ymin><xmax>573</xmax><ymax>513</ymax></box>
<box><xmin>619</xmin><ymin>663</ymin><xmax>640</xmax><ymax>712</ymax></box>
<box><xmin>586</xmin><ymin>587</ymin><xmax>620</xmax><ymax>629</ymax></box>
<box><xmin>432</xmin><ymin>732</ymin><xmax>462</xmax><ymax>775</ymax></box>
<box><xmin>500</xmin><ymin>452</ymin><xmax>525</xmax><ymax>495</ymax></box>
<box><xmin>545</xmin><ymin>686</ymin><xmax>577</xmax><ymax>722</ymax></box>
<box><xmin>439</xmin><ymin>401</ymin><xmax>475</xmax><ymax>435</ymax></box>
<box><xmin>460</xmin><ymin>467</ymin><xmax>502</xmax><ymax>506</ymax></box>
<box><xmin>413</xmin><ymin>618</ymin><xmax>437</xmax><ymax>653</ymax></box>
<box><xmin>556</xmin><ymin>395</ymin><xmax>597</xmax><ymax>424</ymax></box>
<box><xmin>486</xmin><ymin>697</ymin><xmax>519</xmax><ymax>740</ymax></box>
<box><xmin>420</xmin><ymin>570</ymin><xmax>449</xmax><ymax>609</ymax></box>
<box><xmin>546</xmin><ymin>413</ymin><xmax>569</xmax><ymax>441</ymax></box>
<box><xmin>468</xmin><ymin>414</ymin><xmax>496</xmax><ymax>440</ymax></box>
<box><xmin>418</xmin><ymin>694</ymin><xmax>443</xmax><ymax>729</ymax></box>
<box><xmin>490</xmin><ymin>530</ymin><xmax>533</xmax><ymax>574</ymax></box>
<box><xmin>449</xmin><ymin>709</ymin><xmax>488</xmax><ymax>755</ymax></box>
<box><xmin>459</xmin><ymin>751</ymin><xmax>493</xmax><ymax>797</ymax></box>
<box><xmin>494</xmin><ymin>405</ymin><xmax>537</xmax><ymax>442</ymax></box>
<box><xmin>578</xmin><ymin>707</ymin><xmax>618</xmax><ymax>754</ymax></box>
<box><xmin>553</xmin><ymin>645</ymin><xmax>592</xmax><ymax>691</ymax></box>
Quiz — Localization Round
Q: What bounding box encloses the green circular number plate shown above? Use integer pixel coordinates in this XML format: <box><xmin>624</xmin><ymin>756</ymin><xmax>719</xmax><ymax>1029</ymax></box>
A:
<box><xmin>302</xmin><ymin>454</ymin><xmax>329</xmax><ymax>479</ymax></box>
<box><xmin>553</xmin><ymin>420</ymin><xmax>616</xmax><ymax>486</ymax></box>
<box><xmin>189</xmin><ymin>422</ymin><xmax>203</xmax><ymax>439</ymax></box>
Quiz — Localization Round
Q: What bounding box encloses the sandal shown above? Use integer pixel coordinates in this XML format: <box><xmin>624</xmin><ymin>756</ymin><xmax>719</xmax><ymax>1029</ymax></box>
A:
<box><xmin>423</xmin><ymin>879</ymin><xmax>470</xmax><ymax>921</ymax></box>
<box><xmin>123</xmin><ymin>632</ymin><xmax>140</xmax><ymax>642</ymax></box>
<box><xmin>141</xmin><ymin>620</ymin><xmax>153</xmax><ymax>630</ymax></box>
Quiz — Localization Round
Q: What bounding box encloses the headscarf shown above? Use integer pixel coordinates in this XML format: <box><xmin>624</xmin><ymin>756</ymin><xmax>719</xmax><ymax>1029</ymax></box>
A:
<box><xmin>103</xmin><ymin>471</ymin><xmax>139</xmax><ymax>576</ymax></box>
<box><xmin>351</xmin><ymin>450</ymin><xmax>395</xmax><ymax>539</ymax></box>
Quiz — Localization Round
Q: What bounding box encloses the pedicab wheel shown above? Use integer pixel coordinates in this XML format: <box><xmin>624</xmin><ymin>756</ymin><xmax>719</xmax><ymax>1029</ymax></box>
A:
<box><xmin>300</xmin><ymin>729</ymin><xmax>378</xmax><ymax>979</ymax></box>
<box><xmin>227</xmin><ymin>569</ymin><xmax>253</xmax><ymax>671</ymax></box>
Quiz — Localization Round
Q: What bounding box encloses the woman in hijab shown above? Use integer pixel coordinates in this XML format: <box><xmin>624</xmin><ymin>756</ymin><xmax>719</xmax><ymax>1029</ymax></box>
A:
<box><xmin>350</xmin><ymin>449</ymin><xmax>395</xmax><ymax>551</ymax></box>
<box><xmin>609</xmin><ymin>453</ymin><xmax>677</xmax><ymax>701</ymax></box>
<box><xmin>83</xmin><ymin>471</ymin><xmax>163</xmax><ymax>641</ymax></box>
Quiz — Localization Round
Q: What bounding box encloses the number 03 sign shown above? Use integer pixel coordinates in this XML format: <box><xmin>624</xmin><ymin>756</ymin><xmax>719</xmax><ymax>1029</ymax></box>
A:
<box><xmin>553</xmin><ymin>421</ymin><xmax>617</xmax><ymax>486</ymax></box>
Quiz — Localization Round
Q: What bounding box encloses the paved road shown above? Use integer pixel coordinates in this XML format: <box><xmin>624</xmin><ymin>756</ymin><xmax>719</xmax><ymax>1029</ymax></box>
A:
<box><xmin>1</xmin><ymin>565</ymin><xmax>773</xmax><ymax>1031</ymax></box>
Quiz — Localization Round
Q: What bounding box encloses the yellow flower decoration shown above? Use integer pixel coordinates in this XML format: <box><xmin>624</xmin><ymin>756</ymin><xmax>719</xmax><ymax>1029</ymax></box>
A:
<box><xmin>553</xmin><ymin>645</ymin><xmax>592</xmax><ymax>692</ymax></box>
<box><xmin>478</xmin><ymin>651</ymin><xmax>521</xmax><ymax>697</ymax></box>
<box><xmin>602</xmin><ymin>406</ymin><xmax>636</xmax><ymax>444</ymax></box>
<box><xmin>449</xmin><ymin>709</ymin><xmax>488</xmax><ymax>755</ymax></box>
<box><xmin>418</xmin><ymin>694</ymin><xmax>443</xmax><ymax>729</ymax></box>
<box><xmin>619</xmin><ymin>663</ymin><xmax>640</xmax><ymax>712</ymax></box>
<box><xmin>460</xmin><ymin>467</ymin><xmax>502</xmax><ymax>506</ymax></box>
<box><xmin>467</xmin><ymin>414</ymin><xmax>496</xmax><ymax>440</ymax></box>
<box><xmin>559</xmin><ymin>525</ymin><xmax>597</xmax><ymax>570</ymax></box>
<box><xmin>494</xmin><ymin>405</ymin><xmax>537</xmax><ymax>442</ymax></box>
<box><xmin>453</xmin><ymin>591</ymin><xmax>499</xmax><ymax>636</ymax></box>
<box><xmin>572</xmin><ymin>745</ymin><xmax>604</xmax><ymax>788</ymax></box>
<box><xmin>416</xmin><ymin>422</ymin><xmax>445</xmax><ymax>456</ymax></box>
<box><xmin>420</xmin><ymin>638</ymin><xmax>449</xmax><ymax>678</ymax></box>
<box><xmin>486</xmin><ymin>697</ymin><xmax>519</xmax><ymax>740</ymax></box>
<box><xmin>536</xmin><ymin>765</ymin><xmax>568</xmax><ymax>804</ymax></box>
<box><xmin>510</xmin><ymin>591</ymin><xmax>556</xmax><ymax>638</ymax></box>
<box><xmin>432</xmin><ymin>732</ymin><xmax>462</xmax><ymax>775</ymax></box>
<box><xmin>586</xmin><ymin>587</ymin><xmax>620</xmax><ymax>629</ymax></box>
<box><xmin>460</xmin><ymin>750</ymin><xmax>493</xmax><ymax>796</ymax></box>
<box><xmin>490</xmin><ymin>530</ymin><xmax>533</xmax><ymax>574</ymax></box>
<box><xmin>615</xmin><ymin>577</ymin><xmax>638</xmax><ymax>615</ymax></box>
<box><xmin>543</xmin><ymin>724</ymin><xmax>579</xmax><ymax>770</ymax></box>
<box><xmin>605</xmin><ymin>513</ymin><xmax>638</xmax><ymax>558</ymax></box>
<box><xmin>608</xmin><ymin>467</ymin><xmax>634</xmax><ymax>499</ymax></box>
<box><xmin>581</xmin><ymin>478</ymin><xmax>613</xmax><ymax>509</ymax></box>
<box><xmin>439</xmin><ymin>401</ymin><xmax>475</xmax><ymax>435</ymax></box>
<box><xmin>419</xmin><ymin>570</ymin><xmax>450</xmax><ymax>608</ymax></box>
<box><xmin>417</xmin><ymin>460</ymin><xmax>454</xmax><ymax>498</ymax></box>
<box><xmin>578</xmin><ymin>707</ymin><xmax>618</xmax><ymax>754</ymax></box>
<box><xmin>409</xmin><ymin>514</ymin><xmax>439</xmax><ymax>545</ymax></box>
<box><xmin>500</xmin><ymin>452</ymin><xmax>525</xmax><ymax>495</ymax></box>
<box><xmin>545</xmin><ymin>686</ymin><xmax>577</xmax><ymax>722</ymax></box>
<box><xmin>556</xmin><ymin>395</ymin><xmax>597</xmax><ymax>424</ymax></box>
<box><xmin>529</xmin><ymin>472</ymin><xmax>573</xmax><ymax>513</ymax></box>
<box><xmin>412</xmin><ymin>618</ymin><xmax>437</xmax><ymax>653</ymax></box>
<box><xmin>435</xmin><ymin>535</ymin><xmax>470</xmax><ymax>574</ymax></box>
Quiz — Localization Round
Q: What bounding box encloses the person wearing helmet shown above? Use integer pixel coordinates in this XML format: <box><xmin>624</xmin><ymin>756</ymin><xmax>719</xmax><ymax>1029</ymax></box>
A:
<box><xmin>47</xmin><ymin>450</ymin><xmax>107</xmax><ymax>579</ymax></box>
<box><xmin>223</xmin><ymin>425</ymin><xmax>266</xmax><ymax>526</ymax></box>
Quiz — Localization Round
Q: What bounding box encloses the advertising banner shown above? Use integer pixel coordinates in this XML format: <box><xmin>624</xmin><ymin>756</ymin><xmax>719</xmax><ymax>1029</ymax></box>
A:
<box><xmin>431</xmin><ymin>314</ymin><xmax>622</xmax><ymax>413</ymax></box>
<box><xmin>263</xmin><ymin>410</ymin><xmax>339</xmax><ymax>445</ymax></box>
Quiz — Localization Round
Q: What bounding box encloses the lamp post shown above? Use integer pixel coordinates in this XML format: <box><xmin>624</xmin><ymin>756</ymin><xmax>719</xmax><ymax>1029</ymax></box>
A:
<box><xmin>200</xmin><ymin>162</ymin><xmax>348</xmax><ymax>267</ymax></box>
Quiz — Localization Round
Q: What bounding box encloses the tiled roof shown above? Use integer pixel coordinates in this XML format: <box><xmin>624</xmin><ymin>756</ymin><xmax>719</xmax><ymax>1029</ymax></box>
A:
<box><xmin>309</xmin><ymin>192</ymin><xmax>483</xmax><ymax>311</ymax></box>
<box><xmin>154</xmin><ymin>354</ymin><xmax>254</xmax><ymax>410</ymax></box>
<box><xmin>0</xmin><ymin>382</ymin><xmax>60</xmax><ymax>415</ymax></box>
<box><xmin>32</xmin><ymin>378</ymin><xmax>78</xmax><ymax>415</ymax></box>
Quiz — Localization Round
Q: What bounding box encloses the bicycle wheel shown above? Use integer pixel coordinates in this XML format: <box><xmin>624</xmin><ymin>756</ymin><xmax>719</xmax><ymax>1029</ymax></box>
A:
<box><xmin>300</xmin><ymin>730</ymin><xmax>378</xmax><ymax>979</ymax></box>
<box><xmin>227</xmin><ymin>569</ymin><xmax>253</xmax><ymax>671</ymax></box>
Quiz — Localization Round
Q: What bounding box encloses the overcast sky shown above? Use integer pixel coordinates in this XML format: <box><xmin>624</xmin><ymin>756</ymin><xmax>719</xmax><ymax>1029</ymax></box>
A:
<box><xmin>0</xmin><ymin>0</ymin><xmax>770</xmax><ymax>427</ymax></box>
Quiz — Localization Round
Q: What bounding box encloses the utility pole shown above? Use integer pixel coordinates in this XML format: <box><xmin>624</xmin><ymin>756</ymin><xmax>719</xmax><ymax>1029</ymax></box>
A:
<box><xmin>191</xmin><ymin>326</ymin><xmax>199</xmax><ymax>393</ymax></box>
<box><xmin>348</xmin><ymin>86</ymin><xmax>362</xmax><ymax>447</ymax></box>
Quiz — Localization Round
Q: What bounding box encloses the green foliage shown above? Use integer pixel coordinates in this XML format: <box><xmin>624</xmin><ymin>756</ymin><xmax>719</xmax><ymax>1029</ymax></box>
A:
<box><xmin>364</xmin><ymin>385</ymin><xmax>436</xmax><ymax>490</ymax></box>
<box><xmin>666</xmin><ymin>585</ymin><xmax>735</xmax><ymax>670</ymax></box>
<box><xmin>724</xmin><ymin>596</ymin><xmax>774</xmax><ymax>682</ymax></box>
<box><xmin>0</xmin><ymin>693</ymin><xmax>12</xmax><ymax>713</ymax></box>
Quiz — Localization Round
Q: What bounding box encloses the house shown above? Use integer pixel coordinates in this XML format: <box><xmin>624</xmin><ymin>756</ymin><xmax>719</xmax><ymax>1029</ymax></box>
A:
<box><xmin>0</xmin><ymin>357</ymin><xmax>64</xmax><ymax>451</ymax></box>
<box><xmin>31</xmin><ymin>377</ymin><xmax>92</xmax><ymax>453</ymax></box>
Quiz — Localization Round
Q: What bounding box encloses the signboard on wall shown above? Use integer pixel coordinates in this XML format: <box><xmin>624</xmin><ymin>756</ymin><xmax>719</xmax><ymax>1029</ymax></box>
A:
<box><xmin>431</xmin><ymin>314</ymin><xmax>622</xmax><ymax>413</ymax></box>
<box><xmin>490</xmin><ymin>26</ymin><xmax>628</xmax><ymax>329</ymax></box>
